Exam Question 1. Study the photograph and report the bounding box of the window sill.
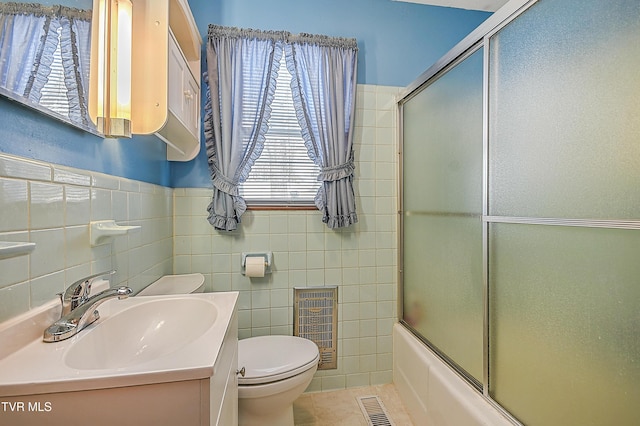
[246,204,316,211]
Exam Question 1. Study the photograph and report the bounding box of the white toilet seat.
[238,335,319,385]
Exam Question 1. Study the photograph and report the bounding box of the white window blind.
[240,59,320,206]
[38,27,70,118]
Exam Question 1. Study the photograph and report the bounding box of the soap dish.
[90,220,141,246]
[0,241,36,260]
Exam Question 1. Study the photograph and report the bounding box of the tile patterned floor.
[293,384,415,426]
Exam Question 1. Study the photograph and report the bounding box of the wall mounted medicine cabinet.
[132,0,202,161]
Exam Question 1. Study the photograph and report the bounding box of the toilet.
[136,273,205,296]
[138,273,319,426]
[237,335,319,426]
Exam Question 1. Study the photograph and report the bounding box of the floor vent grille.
[294,286,338,370]
[357,395,395,426]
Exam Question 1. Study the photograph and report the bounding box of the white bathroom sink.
[65,297,218,370]
[0,292,238,397]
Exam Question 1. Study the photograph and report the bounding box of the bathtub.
[393,324,513,426]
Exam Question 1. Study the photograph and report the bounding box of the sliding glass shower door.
[487,0,640,424]
[401,46,484,384]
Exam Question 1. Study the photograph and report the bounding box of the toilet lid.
[137,273,205,296]
[238,336,319,385]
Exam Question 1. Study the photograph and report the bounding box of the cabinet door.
[216,347,238,426]
[167,31,199,139]
[167,34,185,120]
[183,70,200,138]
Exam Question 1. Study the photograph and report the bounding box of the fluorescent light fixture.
[91,0,132,138]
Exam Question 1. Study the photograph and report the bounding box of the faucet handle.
[116,286,133,299]
[62,270,116,316]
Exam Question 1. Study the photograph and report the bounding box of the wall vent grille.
[294,286,338,370]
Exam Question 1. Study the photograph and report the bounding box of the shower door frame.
[400,0,640,422]
[397,0,538,424]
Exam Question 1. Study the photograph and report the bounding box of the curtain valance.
[0,3,92,20]
[207,24,357,50]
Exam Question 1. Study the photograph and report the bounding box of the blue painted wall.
[0,100,171,186]
[0,0,489,187]
[171,0,490,188]
[201,0,489,88]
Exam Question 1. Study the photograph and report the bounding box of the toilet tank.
[137,273,205,296]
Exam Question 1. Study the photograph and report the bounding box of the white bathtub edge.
[393,323,513,426]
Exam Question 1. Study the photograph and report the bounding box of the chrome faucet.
[60,270,116,316]
[43,271,132,343]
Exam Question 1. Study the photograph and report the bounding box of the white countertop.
[0,292,238,397]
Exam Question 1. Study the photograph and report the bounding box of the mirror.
[0,0,99,135]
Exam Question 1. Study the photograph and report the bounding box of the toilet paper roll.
[245,256,266,278]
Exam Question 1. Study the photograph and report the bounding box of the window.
[205,25,358,230]
[239,59,320,206]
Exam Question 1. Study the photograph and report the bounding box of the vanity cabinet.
[0,292,239,426]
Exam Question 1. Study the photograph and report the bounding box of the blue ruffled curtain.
[60,14,91,126]
[285,35,359,228]
[204,25,358,230]
[0,6,47,94]
[204,25,285,231]
[0,3,92,126]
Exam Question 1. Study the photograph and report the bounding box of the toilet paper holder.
[241,252,273,275]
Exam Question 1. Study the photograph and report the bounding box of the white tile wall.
[173,84,401,391]
[0,155,173,323]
